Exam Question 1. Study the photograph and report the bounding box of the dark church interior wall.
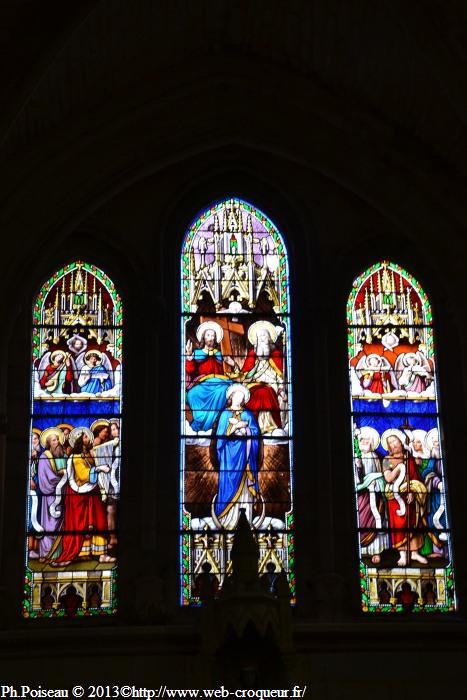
[0,2,466,694]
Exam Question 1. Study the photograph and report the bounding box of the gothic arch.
[348,261,455,612]
[24,261,122,618]
[180,197,294,605]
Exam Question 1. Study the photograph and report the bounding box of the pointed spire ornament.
[228,207,238,232]
[237,206,243,233]
[69,270,74,308]
[230,509,260,584]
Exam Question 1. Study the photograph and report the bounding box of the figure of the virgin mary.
[212,384,263,530]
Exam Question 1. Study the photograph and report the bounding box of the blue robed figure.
[213,385,261,529]
[185,322,233,432]
[80,364,112,393]
[186,348,232,432]
[419,436,447,556]
[78,350,113,394]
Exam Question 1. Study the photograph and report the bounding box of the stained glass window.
[181,198,294,605]
[348,261,455,612]
[23,261,122,618]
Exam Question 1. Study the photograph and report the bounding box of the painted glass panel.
[181,198,294,605]
[23,261,122,618]
[348,261,455,612]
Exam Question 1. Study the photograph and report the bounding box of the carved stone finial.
[228,508,260,590]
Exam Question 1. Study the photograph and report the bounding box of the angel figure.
[38,350,77,395]
[395,351,434,394]
[77,350,113,394]
[355,353,396,396]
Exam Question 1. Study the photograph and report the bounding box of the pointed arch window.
[348,261,455,612]
[23,261,122,618]
[180,198,294,605]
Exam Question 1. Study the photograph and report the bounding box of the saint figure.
[48,427,115,566]
[212,385,261,530]
[241,320,287,434]
[185,321,234,432]
[379,429,428,567]
[91,418,120,550]
[354,426,389,556]
[416,429,447,557]
[34,428,67,560]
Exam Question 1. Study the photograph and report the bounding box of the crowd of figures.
[355,425,447,568]
[24,262,124,616]
[28,419,120,567]
[347,262,456,611]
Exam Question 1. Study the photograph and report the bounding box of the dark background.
[0,1,466,695]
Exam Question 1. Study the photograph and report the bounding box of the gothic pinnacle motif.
[189,200,280,312]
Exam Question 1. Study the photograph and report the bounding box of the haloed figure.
[242,321,287,434]
[35,428,67,560]
[104,419,120,549]
[375,430,428,567]
[185,321,234,432]
[355,427,389,557]
[48,428,115,566]
[90,418,120,550]
[213,385,261,530]
[78,351,112,394]
[39,351,75,395]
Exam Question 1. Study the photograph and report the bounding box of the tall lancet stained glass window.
[181,198,294,605]
[23,262,122,618]
[348,261,455,613]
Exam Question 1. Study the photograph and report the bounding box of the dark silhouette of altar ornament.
[200,509,293,687]
[194,562,219,601]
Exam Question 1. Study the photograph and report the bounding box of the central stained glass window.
[180,198,294,605]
